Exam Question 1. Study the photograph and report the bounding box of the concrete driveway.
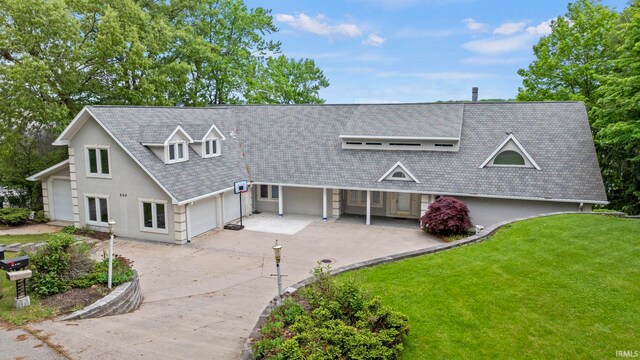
[32,218,440,359]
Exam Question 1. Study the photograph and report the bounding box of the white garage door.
[189,196,217,237]
[224,190,242,223]
[52,179,73,221]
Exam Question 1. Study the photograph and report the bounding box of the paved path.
[31,219,441,359]
[0,325,66,359]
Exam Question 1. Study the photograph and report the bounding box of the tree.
[591,1,640,214]
[517,0,618,109]
[244,56,329,104]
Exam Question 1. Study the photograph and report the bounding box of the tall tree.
[517,0,618,109]
[591,1,640,214]
[244,56,329,104]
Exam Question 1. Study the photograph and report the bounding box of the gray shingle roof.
[342,103,463,138]
[85,102,607,204]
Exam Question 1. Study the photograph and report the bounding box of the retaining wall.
[58,270,142,321]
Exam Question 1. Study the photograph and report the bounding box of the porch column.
[366,190,371,225]
[216,193,224,229]
[278,185,284,217]
[322,188,328,221]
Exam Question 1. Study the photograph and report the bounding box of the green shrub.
[0,208,30,226]
[33,210,49,223]
[62,225,77,234]
[254,264,409,359]
[28,233,75,296]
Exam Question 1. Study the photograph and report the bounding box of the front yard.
[342,214,640,359]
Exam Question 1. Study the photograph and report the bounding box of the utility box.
[0,256,29,271]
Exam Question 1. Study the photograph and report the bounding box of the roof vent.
[472,87,479,102]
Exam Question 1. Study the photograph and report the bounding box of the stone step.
[4,243,22,252]
[19,243,35,252]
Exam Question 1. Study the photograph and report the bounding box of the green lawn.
[0,251,55,325]
[341,214,640,359]
[0,233,52,246]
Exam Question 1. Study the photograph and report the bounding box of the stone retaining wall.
[58,270,142,321]
[240,211,631,359]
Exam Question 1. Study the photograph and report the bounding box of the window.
[259,185,279,201]
[435,143,454,147]
[86,147,110,177]
[140,199,167,233]
[493,150,525,166]
[346,141,362,145]
[204,139,220,157]
[347,190,383,208]
[168,142,187,163]
[389,143,421,147]
[392,171,406,179]
[86,195,109,225]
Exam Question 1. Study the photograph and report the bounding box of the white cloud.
[461,34,533,54]
[493,21,527,35]
[526,19,553,36]
[363,34,385,46]
[394,27,456,38]
[463,18,489,32]
[460,56,528,65]
[275,13,361,38]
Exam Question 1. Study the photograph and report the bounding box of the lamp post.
[272,240,283,298]
[107,218,116,289]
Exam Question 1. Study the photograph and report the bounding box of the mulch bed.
[41,285,112,314]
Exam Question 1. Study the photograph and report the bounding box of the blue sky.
[244,0,627,103]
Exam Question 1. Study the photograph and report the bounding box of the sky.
[243,0,627,104]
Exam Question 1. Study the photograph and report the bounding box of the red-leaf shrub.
[420,196,473,235]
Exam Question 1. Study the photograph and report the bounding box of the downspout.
[185,203,191,243]
[578,202,584,212]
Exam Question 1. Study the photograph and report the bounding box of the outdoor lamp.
[272,240,282,264]
[108,218,116,235]
[107,218,116,289]
[272,240,283,298]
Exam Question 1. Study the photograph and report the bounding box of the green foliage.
[28,233,75,296]
[62,225,77,234]
[590,0,640,215]
[33,210,49,223]
[27,232,134,296]
[0,0,329,199]
[517,0,618,108]
[253,264,409,359]
[0,208,30,226]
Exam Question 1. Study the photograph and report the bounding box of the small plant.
[33,210,49,223]
[0,208,31,226]
[76,226,96,236]
[421,196,473,236]
[62,225,77,234]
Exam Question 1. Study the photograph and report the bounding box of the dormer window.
[392,171,406,179]
[168,142,187,163]
[493,150,525,166]
[378,162,421,183]
[204,139,220,157]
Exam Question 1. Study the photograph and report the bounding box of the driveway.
[32,219,440,359]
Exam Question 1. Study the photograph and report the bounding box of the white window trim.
[202,138,221,158]
[84,145,112,179]
[166,141,188,164]
[377,161,421,183]
[258,185,279,202]
[479,134,541,170]
[139,198,169,234]
[84,193,110,227]
[347,190,384,208]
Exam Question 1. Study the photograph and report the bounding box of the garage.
[51,178,73,221]
[189,196,218,237]
[223,190,241,223]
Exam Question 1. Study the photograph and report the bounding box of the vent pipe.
[472,87,479,102]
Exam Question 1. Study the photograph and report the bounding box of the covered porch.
[252,184,434,226]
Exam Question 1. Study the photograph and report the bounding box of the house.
[27,101,607,244]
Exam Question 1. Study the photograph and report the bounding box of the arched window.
[493,150,525,166]
[392,171,406,178]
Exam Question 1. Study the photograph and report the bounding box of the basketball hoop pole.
[239,190,243,227]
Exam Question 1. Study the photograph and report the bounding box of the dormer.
[340,104,464,152]
[189,124,226,158]
[140,125,194,164]
[480,134,541,170]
